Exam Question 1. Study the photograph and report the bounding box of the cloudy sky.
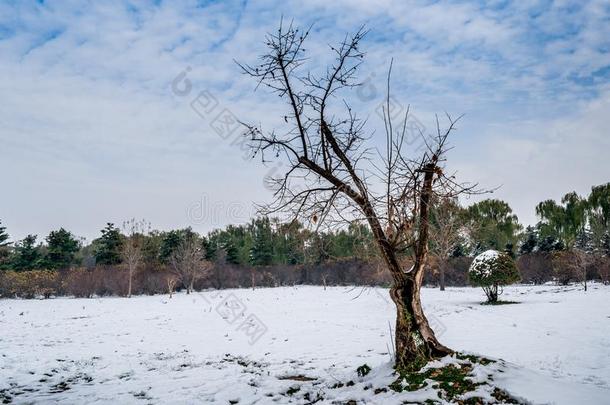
[1,0,609,242]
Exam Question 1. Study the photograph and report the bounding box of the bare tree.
[169,237,211,294]
[572,248,592,292]
[122,219,149,298]
[430,197,464,291]
[166,274,178,298]
[238,21,481,371]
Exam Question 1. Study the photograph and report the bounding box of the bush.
[0,270,59,298]
[469,250,520,303]
[517,253,553,284]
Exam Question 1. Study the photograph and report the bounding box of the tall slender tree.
[122,219,149,298]
[430,197,464,290]
[250,217,274,266]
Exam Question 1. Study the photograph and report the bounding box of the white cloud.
[0,0,608,241]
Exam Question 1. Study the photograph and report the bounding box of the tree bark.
[188,278,194,294]
[127,267,133,298]
[439,261,446,291]
[387,163,452,371]
[390,274,452,371]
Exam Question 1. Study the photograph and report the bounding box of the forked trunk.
[390,274,452,371]
[388,163,452,371]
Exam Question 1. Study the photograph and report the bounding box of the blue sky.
[1,0,609,241]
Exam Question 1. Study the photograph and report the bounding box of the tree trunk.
[390,275,452,371]
[127,267,133,298]
[186,278,194,294]
[484,283,498,303]
[387,164,452,371]
[439,261,446,291]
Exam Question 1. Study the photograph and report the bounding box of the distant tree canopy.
[536,192,587,249]
[0,182,608,274]
[533,185,610,255]
[465,199,521,255]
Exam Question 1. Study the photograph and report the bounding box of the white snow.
[470,249,502,277]
[1,284,609,404]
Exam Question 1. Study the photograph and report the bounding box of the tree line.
[0,182,609,298]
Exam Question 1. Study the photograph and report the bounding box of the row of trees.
[1,183,608,278]
[429,184,610,289]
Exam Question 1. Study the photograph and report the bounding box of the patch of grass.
[389,368,430,392]
[491,387,522,404]
[429,364,478,399]
[356,364,371,377]
[390,357,479,398]
[303,391,324,403]
[0,388,12,404]
[389,354,524,404]
[285,386,300,396]
[455,353,495,366]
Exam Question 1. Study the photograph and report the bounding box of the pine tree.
[159,228,198,264]
[201,236,217,261]
[159,230,183,264]
[45,228,80,269]
[0,220,9,247]
[11,234,42,271]
[602,231,610,257]
[0,220,11,270]
[574,227,594,253]
[519,226,538,255]
[94,223,123,265]
[250,217,274,266]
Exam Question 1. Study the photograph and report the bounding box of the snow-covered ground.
[1,284,609,404]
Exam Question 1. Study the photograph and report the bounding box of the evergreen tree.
[201,235,217,261]
[142,230,162,267]
[519,226,538,255]
[0,220,9,247]
[94,223,123,265]
[45,228,80,269]
[602,231,610,257]
[574,227,594,253]
[250,217,274,266]
[159,228,197,263]
[0,220,10,270]
[159,230,183,263]
[451,243,467,257]
[11,234,42,271]
[537,234,564,252]
[273,220,305,265]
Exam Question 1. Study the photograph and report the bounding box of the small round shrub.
[468,250,520,303]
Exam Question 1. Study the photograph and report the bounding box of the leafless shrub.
[169,237,212,294]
